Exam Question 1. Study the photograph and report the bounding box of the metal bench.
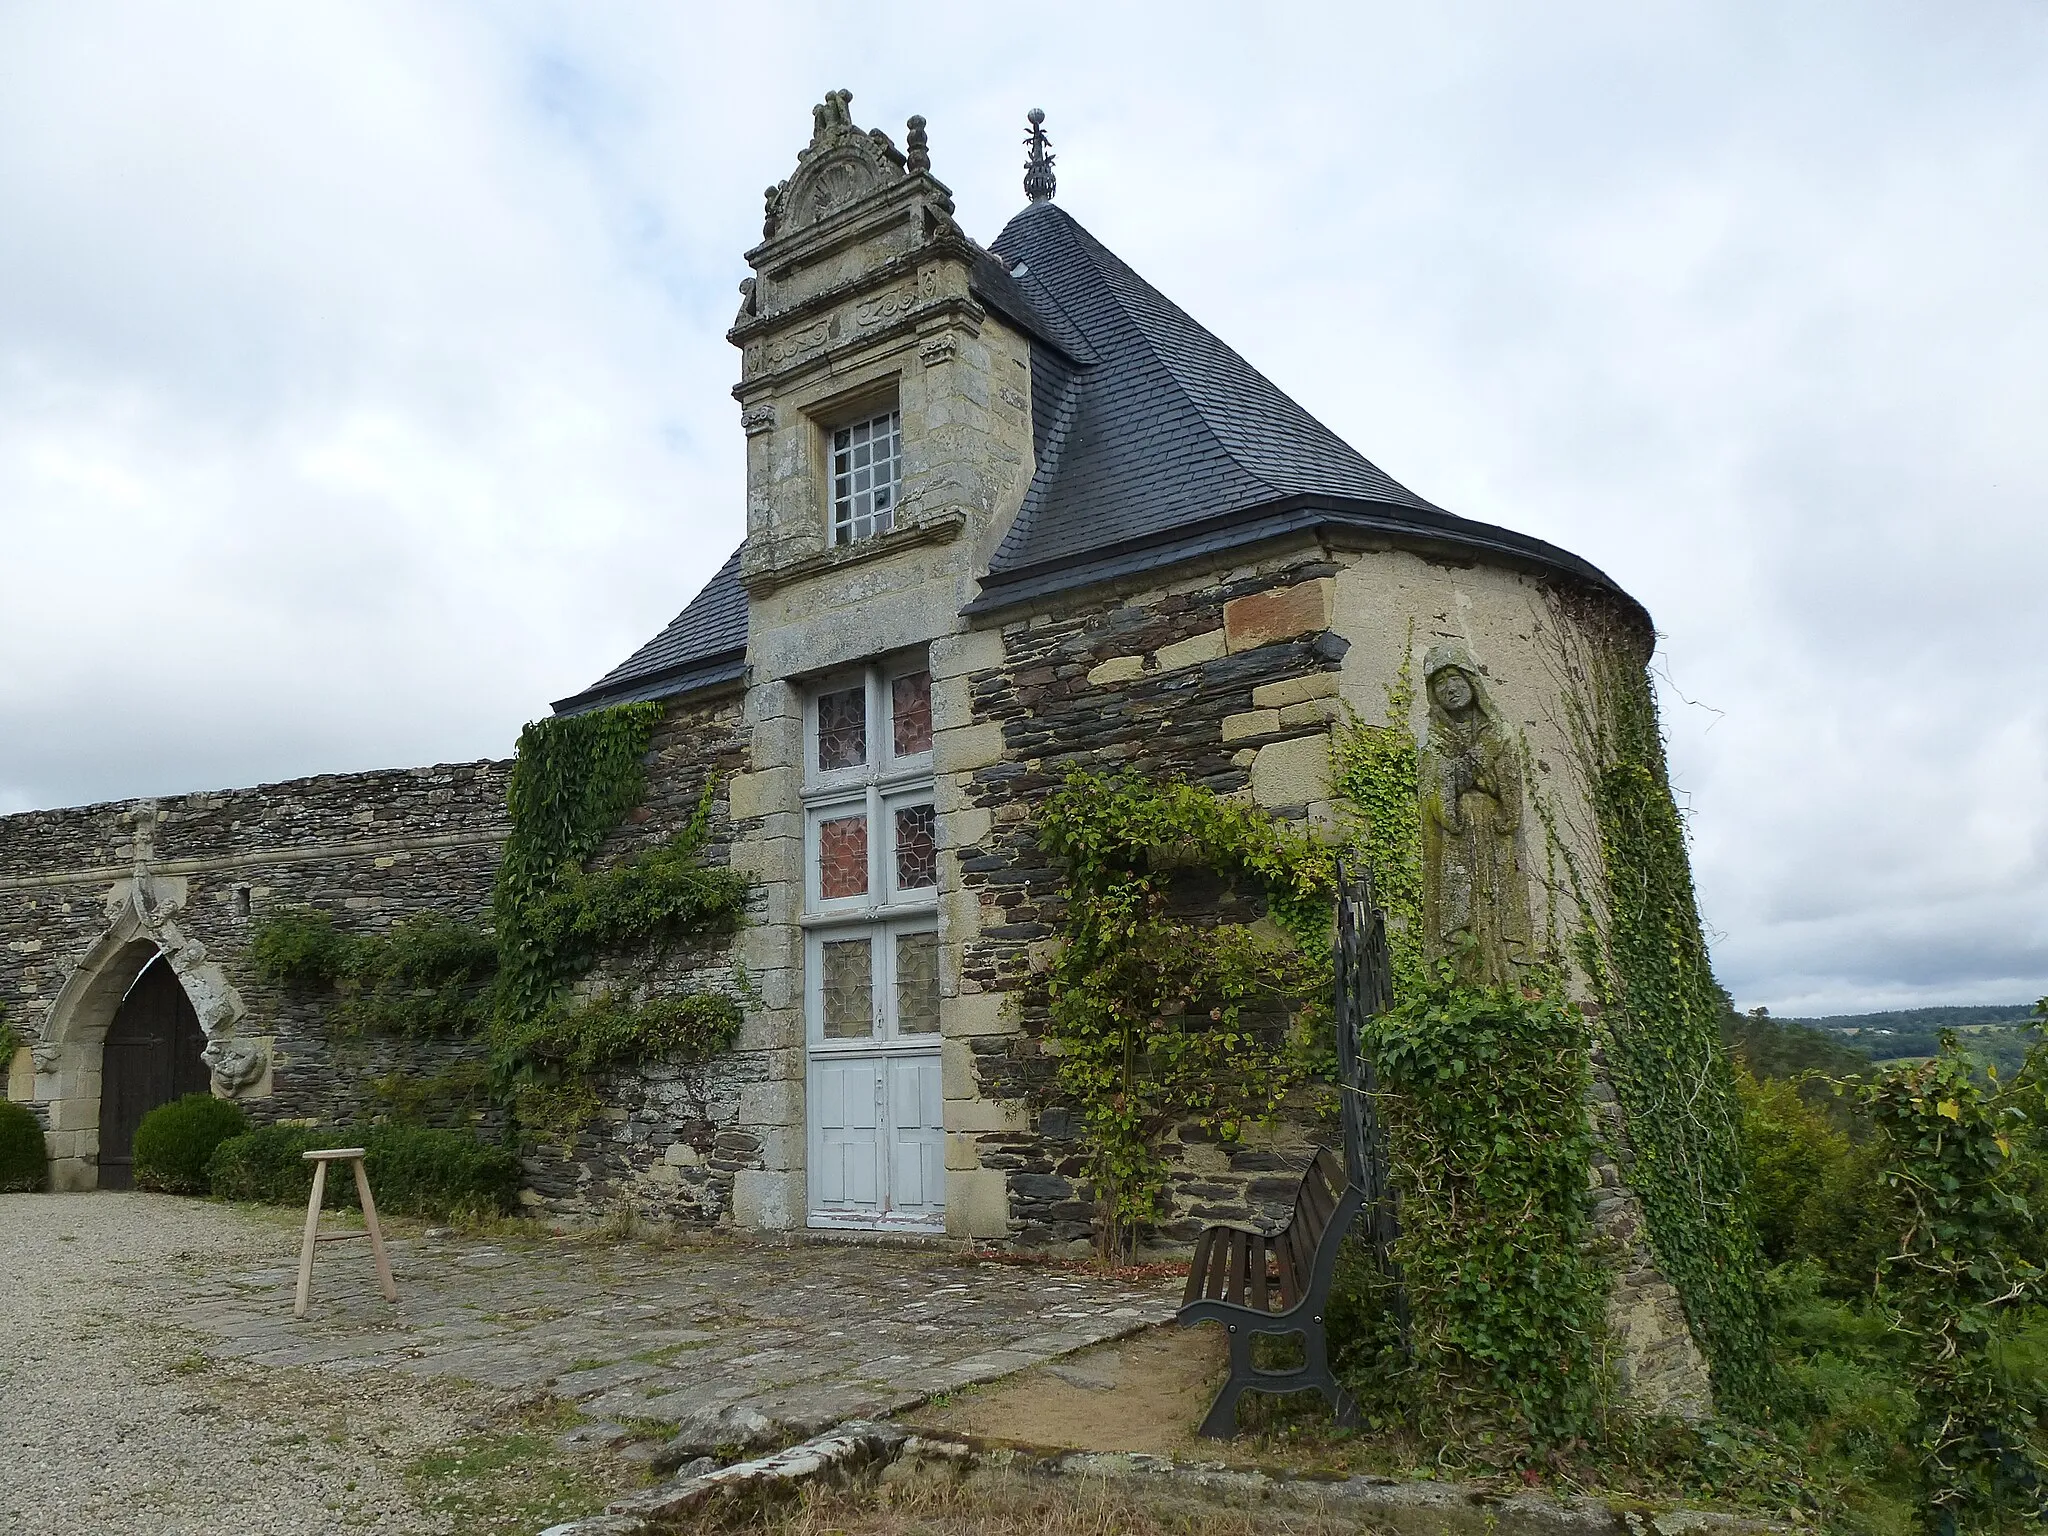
[1176,865,1403,1437]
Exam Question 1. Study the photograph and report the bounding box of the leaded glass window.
[816,686,866,773]
[805,659,941,1050]
[817,815,869,900]
[821,938,874,1038]
[894,804,936,891]
[894,931,940,1035]
[831,409,900,546]
[891,671,932,757]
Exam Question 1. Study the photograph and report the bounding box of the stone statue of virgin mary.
[1418,643,1533,987]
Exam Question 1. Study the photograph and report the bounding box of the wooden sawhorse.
[295,1147,398,1319]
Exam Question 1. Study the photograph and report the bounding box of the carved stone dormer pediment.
[771,89,908,237]
[730,93,1037,601]
[733,91,967,340]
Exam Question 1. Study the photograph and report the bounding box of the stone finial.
[762,184,782,240]
[812,88,855,144]
[905,114,929,175]
[1023,107,1056,202]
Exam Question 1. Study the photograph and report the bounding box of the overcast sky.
[2,3,2043,1016]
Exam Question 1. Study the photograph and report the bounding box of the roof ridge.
[1051,207,1435,512]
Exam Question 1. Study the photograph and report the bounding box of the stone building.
[1,90,1689,1383]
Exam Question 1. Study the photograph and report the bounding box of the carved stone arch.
[31,876,250,1190]
[40,878,245,1050]
[784,147,888,230]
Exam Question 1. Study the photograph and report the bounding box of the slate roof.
[971,200,1630,612]
[552,548,747,714]
[558,200,1636,715]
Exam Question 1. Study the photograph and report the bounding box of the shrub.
[205,1123,335,1204]
[207,1121,521,1220]
[132,1093,248,1195]
[1352,965,1608,1445]
[363,1123,521,1219]
[0,1099,46,1192]
[248,907,348,989]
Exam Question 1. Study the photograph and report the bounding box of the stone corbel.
[202,1036,273,1099]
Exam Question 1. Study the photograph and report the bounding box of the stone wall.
[940,543,1355,1250]
[0,761,511,1188]
[520,690,760,1225]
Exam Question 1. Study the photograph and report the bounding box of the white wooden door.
[887,1056,945,1220]
[810,1057,884,1216]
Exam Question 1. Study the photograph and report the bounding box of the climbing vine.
[1329,675,1604,1445]
[1036,771,1335,1260]
[1542,593,1771,1419]
[1366,964,1608,1445]
[1329,644,1425,990]
[250,909,497,1036]
[253,702,754,1143]
[488,706,753,1139]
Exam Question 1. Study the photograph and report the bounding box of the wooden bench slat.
[1249,1233,1269,1312]
[1196,1228,1228,1302]
[1184,1229,1217,1306]
[1297,1156,1337,1240]
[1276,1220,1305,1309]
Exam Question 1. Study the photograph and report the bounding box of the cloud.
[2,0,2044,1012]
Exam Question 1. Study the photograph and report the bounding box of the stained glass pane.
[822,938,873,1038]
[894,803,937,890]
[818,815,869,900]
[891,671,932,757]
[895,931,939,1035]
[817,685,866,772]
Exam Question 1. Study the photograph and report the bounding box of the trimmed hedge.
[0,1099,46,1192]
[206,1122,521,1220]
[133,1093,249,1195]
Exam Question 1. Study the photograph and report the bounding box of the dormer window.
[831,407,901,545]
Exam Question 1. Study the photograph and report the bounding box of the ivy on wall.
[1330,648,1425,991]
[1035,771,1335,1260]
[250,910,497,1036]
[1329,675,1604,1445]
[252,701,754,1143]
[1544,598,1772,1419]
[1366,965,1607,1445]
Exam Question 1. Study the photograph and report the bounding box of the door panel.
[810,1058,884,1214]
[887,1056,945,1219]
[97,956,208,1189]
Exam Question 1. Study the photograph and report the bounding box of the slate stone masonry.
[950,546,1352,1249]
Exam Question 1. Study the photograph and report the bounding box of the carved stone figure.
[1418,643,1532,986]
[202,1036,268,1096]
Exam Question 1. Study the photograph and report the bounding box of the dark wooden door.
[97,956,210,1189]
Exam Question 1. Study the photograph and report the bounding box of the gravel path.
[0,1193,483,1535]
[0,1192,1178,1535]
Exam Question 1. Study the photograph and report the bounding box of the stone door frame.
[27,879,245,1190]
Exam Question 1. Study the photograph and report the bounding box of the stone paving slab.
[154,1226,1180,1432]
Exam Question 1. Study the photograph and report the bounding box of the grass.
[720,1467,1397,1535]
[403,1401,642,1534]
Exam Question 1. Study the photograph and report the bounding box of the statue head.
[1422,641,1493,722]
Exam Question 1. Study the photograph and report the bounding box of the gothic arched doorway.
[96,953,210,1189]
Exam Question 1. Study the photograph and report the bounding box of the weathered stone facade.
[0,93,1717,1416]
[0,762,510,1189]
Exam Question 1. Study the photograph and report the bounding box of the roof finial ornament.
[905,114,929,175]
[1023,107,1056,203]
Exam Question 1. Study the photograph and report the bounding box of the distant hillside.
[1782,1003,2041,1074]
